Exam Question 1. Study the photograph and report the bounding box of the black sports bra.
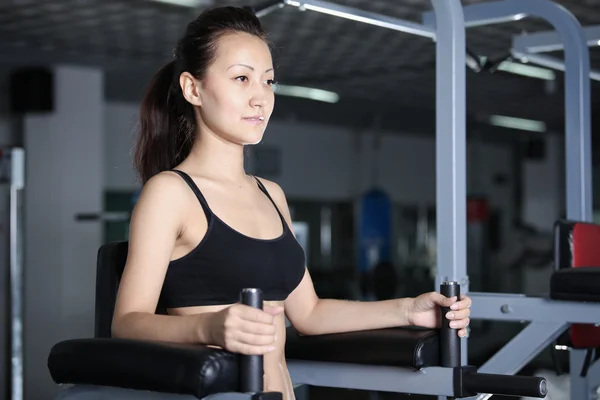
[159,170,306,308]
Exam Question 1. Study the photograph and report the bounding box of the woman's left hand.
[407,292,472,338]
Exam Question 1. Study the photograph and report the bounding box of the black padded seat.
[550,267,600,302]
[285,326,439,369]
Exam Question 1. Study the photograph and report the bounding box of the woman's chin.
[220,126,266,146]
[241,131,265,146]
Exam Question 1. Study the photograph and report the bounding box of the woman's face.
[196,31,276,146]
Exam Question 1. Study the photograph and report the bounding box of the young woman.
[111,6,472,399]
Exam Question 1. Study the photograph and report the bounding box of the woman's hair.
[133,6,268,184]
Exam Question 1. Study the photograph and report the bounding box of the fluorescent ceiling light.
[489,115,546,133]
[496,60,555,81]
[284,0,434,38]
[148,0,210,7]
[274,84,339,103]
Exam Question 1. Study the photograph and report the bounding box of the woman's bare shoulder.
[138,171,191,204]
[253,176,286,201]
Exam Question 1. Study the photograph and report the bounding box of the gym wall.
[104,101,512,206]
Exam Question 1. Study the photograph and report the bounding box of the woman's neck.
[185,135,249,185]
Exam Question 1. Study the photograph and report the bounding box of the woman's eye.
[236,76,248,82]
[266,79,277,86]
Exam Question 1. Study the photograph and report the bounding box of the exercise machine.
[46,0,600,399]
[421,1,600,399]
[49,240,547,399]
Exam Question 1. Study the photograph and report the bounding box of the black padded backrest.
[94,241,168,338]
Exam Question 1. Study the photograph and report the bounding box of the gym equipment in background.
[358,188,392,299]
[0,148,25,400]
[466,196,490,293]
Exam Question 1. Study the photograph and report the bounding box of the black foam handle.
[464,373,548,398]
[440,281,461,368]
[239,288,264,393]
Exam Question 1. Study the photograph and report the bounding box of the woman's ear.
[179,72,202,106]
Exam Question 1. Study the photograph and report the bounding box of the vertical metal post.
[510,0,593,222]
[430,3,468,389]
[9,148,25,400]
[457,0,592,222]
[428,2,592,399]
[557,11,593,223]
[430,0,468,294]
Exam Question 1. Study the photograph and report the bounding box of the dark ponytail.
[134,60,196,184]
[133,6,268,184]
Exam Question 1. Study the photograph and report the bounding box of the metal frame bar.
[570,349,600,400]
[282,0,435,38]
[424,0,593,224]
[425,2,600,84]
[55,385,251,399]
[510,50,600,82]
[9,148,25,400]
[477,322,569,375]
[513,24,600,53]
[431,0,468,295]
[288,361,455,397]
[468,293,600,324]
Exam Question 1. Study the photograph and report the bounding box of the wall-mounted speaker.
[9,67,54,114]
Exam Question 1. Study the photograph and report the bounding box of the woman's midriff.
[170,301,295,400]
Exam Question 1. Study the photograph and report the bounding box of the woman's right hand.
[208,304,284,355]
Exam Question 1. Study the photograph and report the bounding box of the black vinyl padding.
[48,338,239,398]
[48,326,440,394]
[550,267,600,302]
[285,326,439,369]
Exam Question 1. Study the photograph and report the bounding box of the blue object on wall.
[358,188,392,273]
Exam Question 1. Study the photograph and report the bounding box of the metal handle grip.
[464,373,548,398]
[440,281,461,368]
[239,288,264,393]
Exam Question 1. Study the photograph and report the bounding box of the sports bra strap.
[252,176,284,219]
[171,170,212,222]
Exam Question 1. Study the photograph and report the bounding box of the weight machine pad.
[50,240,441,396]
[48,337,239,398]
[48,327,440,396]
[550,267,600,302]
[285,326,439,369]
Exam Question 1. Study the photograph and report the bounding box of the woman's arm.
[285,271,414,335]
[111,172,214,344]
[259,178,471,337]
